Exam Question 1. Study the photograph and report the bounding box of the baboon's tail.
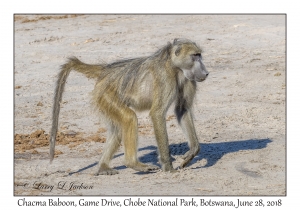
[50,57,102,163]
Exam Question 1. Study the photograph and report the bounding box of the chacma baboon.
[50,38,209,175]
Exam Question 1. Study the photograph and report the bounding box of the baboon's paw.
[94,168,119,176]
[131,163,160,172]
[179,150,197,168]
[164,168,178,173]
[161,163,176,172]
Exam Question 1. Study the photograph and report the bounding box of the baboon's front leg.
[177,110,200,168]
[150,110,175,172]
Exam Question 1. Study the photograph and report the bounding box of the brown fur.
[50,38,209,175]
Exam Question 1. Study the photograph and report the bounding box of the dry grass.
[14,128,106,153]
[14,14,83,23]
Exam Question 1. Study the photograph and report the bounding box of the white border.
[4,0,297,208]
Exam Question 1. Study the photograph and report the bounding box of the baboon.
[50,38,209,175]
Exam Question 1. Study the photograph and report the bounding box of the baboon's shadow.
[69,138,271,175]
[138,138,272,169]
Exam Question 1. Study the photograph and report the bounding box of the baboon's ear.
[173,38,179,44]
[175,45,181,56]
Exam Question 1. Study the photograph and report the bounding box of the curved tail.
[50,57,102,163]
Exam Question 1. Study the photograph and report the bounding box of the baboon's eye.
[192,53,202,61]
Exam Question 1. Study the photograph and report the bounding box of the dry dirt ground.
[14,14,285,196]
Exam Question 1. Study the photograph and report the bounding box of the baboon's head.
[171,38,209,82]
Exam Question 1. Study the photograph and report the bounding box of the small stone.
[274,72,281,76]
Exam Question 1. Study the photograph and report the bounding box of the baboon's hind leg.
[96,93,159,173]
[95,123,121,175]
[119,105,159,172]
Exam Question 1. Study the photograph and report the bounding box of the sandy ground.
[14,14,285,196]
